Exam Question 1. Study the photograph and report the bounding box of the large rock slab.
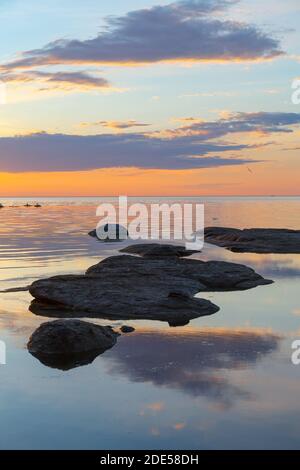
[29,267,219,326]
[28,251,272,325]
[205,227,300,254]
[27,319,119,370]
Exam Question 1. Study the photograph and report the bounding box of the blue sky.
[0,0,298,129]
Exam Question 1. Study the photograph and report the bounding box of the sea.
[0,196,299,449]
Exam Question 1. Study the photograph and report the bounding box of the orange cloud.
[80,120,150,130]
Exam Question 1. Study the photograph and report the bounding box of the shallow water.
[0,196,300,450]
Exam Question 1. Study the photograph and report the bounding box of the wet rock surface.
[120,243,200,258]
[28,246,272,325]
[205,227,300,254]
[27,319,119,370]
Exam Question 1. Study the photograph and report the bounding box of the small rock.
[27,319,119,370]
[120,325,135,334]
[89,224,128,242]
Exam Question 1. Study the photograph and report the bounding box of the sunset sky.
[0,0,299,196]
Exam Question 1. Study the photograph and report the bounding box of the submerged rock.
[89,224,128,242]
[0,285,30,293]
[28,248,272,325]
[120,243,200,258]
[120,325,135,334]
[205,227,300,254]
[27,319,119,370]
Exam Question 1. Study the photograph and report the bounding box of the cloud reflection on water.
[104,327,281,408]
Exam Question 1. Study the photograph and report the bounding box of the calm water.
[0,196,300,450]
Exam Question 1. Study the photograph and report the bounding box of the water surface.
[0,197,299,450]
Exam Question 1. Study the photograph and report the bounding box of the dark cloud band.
[0,112,298,173]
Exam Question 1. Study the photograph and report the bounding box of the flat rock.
[205,227,300,254]
[29,250,272,326]
[27,319,119,370]
[120,243,200,258]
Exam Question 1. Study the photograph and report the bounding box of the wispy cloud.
[80,120,150,130]
[1,70,111,92]
[1,0,283,73]
[179,91,237,98]
[167,112,300,138]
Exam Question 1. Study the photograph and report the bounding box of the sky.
[0,0,299,196]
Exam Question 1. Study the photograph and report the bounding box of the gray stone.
[120,325,135,334]
[27,319,119,370]
[205,227,300,254]
[89,224,128,242]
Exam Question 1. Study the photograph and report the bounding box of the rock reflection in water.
[28,299,215,327]
[30,349,107,371]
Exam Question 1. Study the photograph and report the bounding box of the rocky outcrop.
[205,227,300,254]
[28,248,272,326]
[27,319,119,370]
[120,243,200,258]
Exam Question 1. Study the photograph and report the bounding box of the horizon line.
[1,195,300,198]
